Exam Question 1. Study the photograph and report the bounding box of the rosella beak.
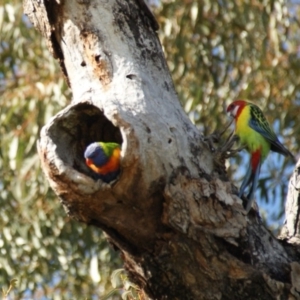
[227,111,234,119]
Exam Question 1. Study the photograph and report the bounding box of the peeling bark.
[24,0,300,299]
[280,160,300,247]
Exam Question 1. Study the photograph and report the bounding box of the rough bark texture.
[23,1,300,299]
[280,159,300,245]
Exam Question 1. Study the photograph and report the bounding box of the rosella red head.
[226,100,247,119]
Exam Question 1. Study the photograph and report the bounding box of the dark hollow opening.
[47,102,122,179]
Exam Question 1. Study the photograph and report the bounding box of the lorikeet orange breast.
[84,142,121,183]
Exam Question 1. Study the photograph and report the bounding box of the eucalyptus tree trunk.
[23,1,300,299]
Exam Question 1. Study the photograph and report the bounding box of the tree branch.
[24,0,300,298]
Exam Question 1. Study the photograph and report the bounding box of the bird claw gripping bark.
[204,119,244,176]
[211,133,245,175]
[219,133,245,159]
[205,126,244,159]
[204,119,234,153]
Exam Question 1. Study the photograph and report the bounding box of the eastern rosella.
[227,100,293,212]
[84,142,121,183]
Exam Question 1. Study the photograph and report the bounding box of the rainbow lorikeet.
[227,100,293,212]
[84,142,121,183]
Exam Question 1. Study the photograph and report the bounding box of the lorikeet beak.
[86,158,93,166]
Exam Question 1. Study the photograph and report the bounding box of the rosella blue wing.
[248,105,293,158]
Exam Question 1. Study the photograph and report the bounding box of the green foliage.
[1,0,300,298]
[2,279,17,299]
[101,269,145,300]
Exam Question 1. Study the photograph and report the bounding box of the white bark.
[280,159,300,244]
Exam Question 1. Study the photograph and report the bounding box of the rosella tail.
[239,150,262,212]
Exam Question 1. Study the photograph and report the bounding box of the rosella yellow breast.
[235,106,270,160]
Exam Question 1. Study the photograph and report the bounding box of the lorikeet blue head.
[84,142,121,183]
[84,143,109,167]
